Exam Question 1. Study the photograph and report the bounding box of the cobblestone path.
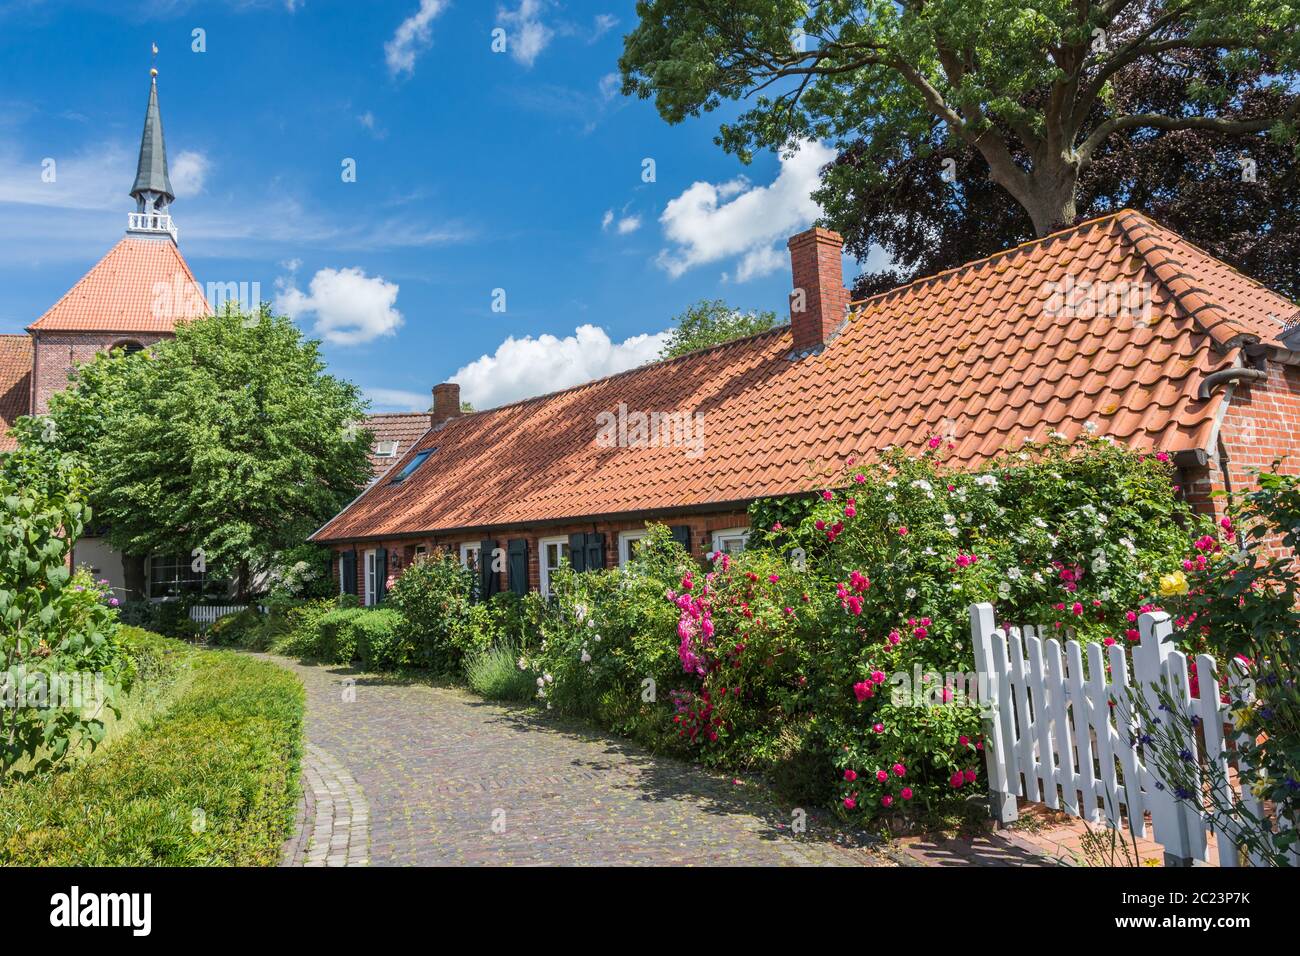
[271,655,892,867]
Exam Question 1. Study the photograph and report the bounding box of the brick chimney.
[432,382,462,423]
[787,227,850,354]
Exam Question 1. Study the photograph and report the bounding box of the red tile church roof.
[0,335,33,452]
[27,236,208,334]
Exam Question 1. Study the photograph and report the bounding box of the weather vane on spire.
[151,41,158,77]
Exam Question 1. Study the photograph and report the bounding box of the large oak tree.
[620,0,1299,235]
[817,54,1300,298]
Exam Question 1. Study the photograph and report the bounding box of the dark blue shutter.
[375,548,389,603]
[670,525,692,553]
[568,533,587,573]
[341,550,358,595]
[585,532,605,570]
[507,539,529,595]
[479,538,499,598]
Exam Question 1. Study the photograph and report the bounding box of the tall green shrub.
[1,419,128,779]
[386,554,484,673]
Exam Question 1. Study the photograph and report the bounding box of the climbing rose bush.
[667,434,1212,821]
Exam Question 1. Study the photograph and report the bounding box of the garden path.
[269,655,896,867]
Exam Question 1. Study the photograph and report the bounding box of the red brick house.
[311,211,1300,603]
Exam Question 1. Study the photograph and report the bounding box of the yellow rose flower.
[1158,570,1189,597]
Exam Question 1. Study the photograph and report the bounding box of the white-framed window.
[710,527,750,558]
[617,530,648,567]
[538,536,570,597]
[339,552,347,595]
[459,542,481,573]
[414,545,428,561]
[146,553,207,599]
[375,440,399,458]
[364,549,377,606]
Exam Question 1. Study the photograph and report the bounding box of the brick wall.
[31,331,169,414]
[332,510,751,597]
[1182,359,1300,553]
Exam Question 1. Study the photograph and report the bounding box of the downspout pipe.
[1198,367,1266,400]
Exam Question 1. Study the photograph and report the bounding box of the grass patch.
[465,642,536,702]
[0,634,304,866]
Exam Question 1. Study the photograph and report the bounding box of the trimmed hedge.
[0,633,304,866]
[272,604,405,669]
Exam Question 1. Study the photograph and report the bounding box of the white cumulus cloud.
[656,140,836,281]
[451,324,669,409]
[385,0,451,77]
[364,387,430,413]
[601,208,640,235]
[170,150,209,198]
[275,267,403,346]
[497,0,554,67]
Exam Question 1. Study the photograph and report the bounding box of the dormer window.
[391,447,435,484]
[375,440,399,458]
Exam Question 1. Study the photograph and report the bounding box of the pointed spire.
[129,58,175,213]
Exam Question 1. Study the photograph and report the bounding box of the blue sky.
[0,0,872,411]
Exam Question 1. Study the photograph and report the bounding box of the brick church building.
[0,69,210,599]
[0,70,441,601]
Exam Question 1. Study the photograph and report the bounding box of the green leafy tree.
[39,347,152,597]
[0,418,126,779]
[816,53,1300,298]
[658,299,777,359]
[45,305,372,599]
[620,1,1300,235]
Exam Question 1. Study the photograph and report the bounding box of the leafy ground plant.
[0,632,304,866]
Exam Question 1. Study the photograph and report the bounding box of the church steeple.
[127,51,178,241]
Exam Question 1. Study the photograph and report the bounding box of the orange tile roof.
[312,211,1297,543]
[27,236,208,333]
[364,412,432,478]
[0,335,33,452]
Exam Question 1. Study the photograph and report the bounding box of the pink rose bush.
[525,435,1209,826]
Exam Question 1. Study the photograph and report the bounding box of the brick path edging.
[282,743,370,867]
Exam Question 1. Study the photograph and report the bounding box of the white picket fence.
[189,604,250,630]
[970,602,1296,867]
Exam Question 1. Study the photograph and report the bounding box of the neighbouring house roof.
[27,236,208,334]
[0,335,33,452]
[364,411,433,478]
[311,210,1297,544]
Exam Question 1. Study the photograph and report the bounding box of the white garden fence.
[189,604,250,630]
[970,602,1296,867]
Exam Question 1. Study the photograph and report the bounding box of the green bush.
[350,609,406,669]
[207,607,263,647]
[386,554,486,673]
[529,525,697,748]
[207,605,291,651]
[117,599,200,640]
[273,600,356,660]
[270,599,404,668]
[0,634,304,865]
